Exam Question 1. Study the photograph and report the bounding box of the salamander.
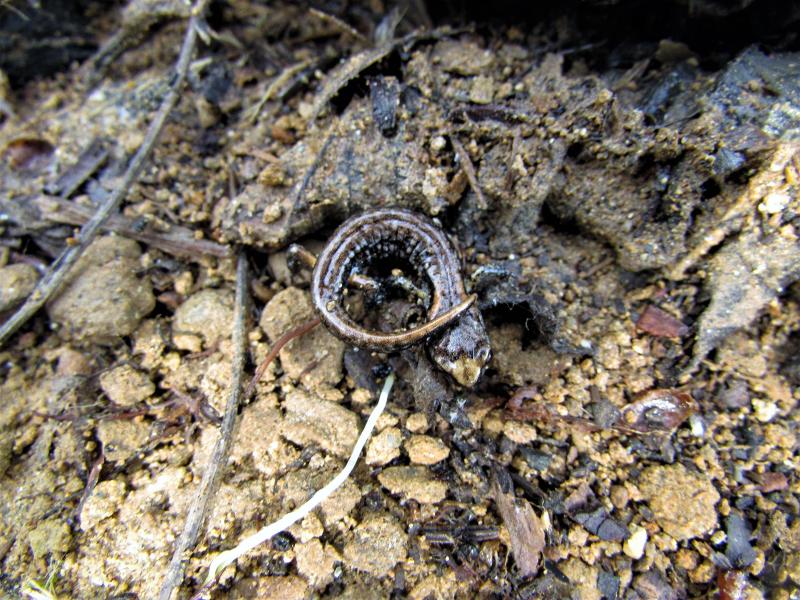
[301,207,491,387]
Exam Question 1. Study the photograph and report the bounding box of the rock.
[502,421,537,444]
[132,319,166,369]
[410,573,459,600]
[282,389,359,459]
[469,75,495,104]
[693,226,800,365]
[259,287,345,387]
[366,427,402,466]
[96,418,151,463]
[0,263,38,311]
[296,539,340,588]
[28,518,72,559]
[55,347,92,377]
[639,464,720,541]
[99,364,155,406]
[293,513,324,543]
[558,558,601,600]
[47,236,154,342]
[725,513,757,569]
[172,288,234,350]
[320,479,362,526]
[230,397,294,478]
[236,575,308,600]
[633,571,683,600]
[404,435,450,465]
[378,466,447,504]
[80,479,126,530]
[339,583,387,600]
[788,554,800,586]
[624,525,648,559]
[405,413,428,433]
[433,40,494,75]
[0,432,12,476]
[343,514,407,576]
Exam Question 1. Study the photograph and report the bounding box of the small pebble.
[0,263,39,311]
[296,539,340,588]
[404,435,450,465]
[47,236,155,342]
[96,419,151,463]
[639,464,720,541]
[469,75,495,104]
[282,390,359,459]
[378,466,447,504]
[172,288,234,349]
[610,485,629,510]
[366,427,402,466]
[752,398,779,422]
[405,413,428,433]
[759,191,790,214]
[99,364,155,406]
[260,287,345,386]
[28,519,72,560]
[623,525,648,559]
[79,479,127,530]
[433,40,494,75]
[343,515,407,576]
[502,420,537,444]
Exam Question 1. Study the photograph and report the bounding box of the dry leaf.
[492,471,545,577]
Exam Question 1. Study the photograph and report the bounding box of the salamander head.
[428,307,491,387]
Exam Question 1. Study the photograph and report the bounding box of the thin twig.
[245,59,312,125]
[158,250,249,600]
[309,7,368,43]
[0,0,210,348]
[242,317,321,401]
[195,372,395,598]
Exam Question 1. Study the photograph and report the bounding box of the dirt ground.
[1,1,799,598]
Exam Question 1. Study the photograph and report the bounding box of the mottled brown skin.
[309,208,491,387]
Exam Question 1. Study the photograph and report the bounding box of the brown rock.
[47,236,154,342]
[404,435,450,465]
[28,519,72,559]
[259,287,345,386]
[237,575,308,600]
[343,514,407,576]
[378,466,447,504]
[366,426,402,466]
[320,479,362,527]
[405,413,428,433]
[639,464,720,541]
[433,40,494,75]
[296,539,340,588]
[172,288,234,349]
[282,389,359,459]
[99,364,155,406]
[96,418,151,463]
[79,479,126,530]
[230,397,295,478]
[0,263,38,311]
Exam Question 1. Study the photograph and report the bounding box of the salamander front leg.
[287,244,318,271]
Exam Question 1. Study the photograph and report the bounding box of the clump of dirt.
[1,1,799,599]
